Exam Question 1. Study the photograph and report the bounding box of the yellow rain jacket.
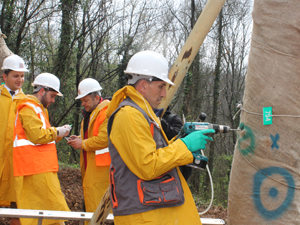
[0,84,25,206]
[80,100,110,213]
[14,95,70,225]
[106,86,202,225]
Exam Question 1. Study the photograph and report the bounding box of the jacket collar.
[0,84,24,99]
[19,94,45,110]
[106,85,160,126]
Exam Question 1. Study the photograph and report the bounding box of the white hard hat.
[32,73,63,96]
[1,55,29,72]
[75,78,102,100]
[125,50,174,85]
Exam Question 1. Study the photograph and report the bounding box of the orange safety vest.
[13,101,58,176]
[93,106,111,166]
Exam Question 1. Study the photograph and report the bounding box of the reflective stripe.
[13,102,52,148]
[14,139,55,147]
[15,102,47,129]
[24,102,42,114]
[90,111,96,121]
[14,139,35,147]
[40,113,46,129]
[15,111,19,127]
[95,148,109,155]
[24,102,46,129]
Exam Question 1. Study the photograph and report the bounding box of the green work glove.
[181,129,215,152]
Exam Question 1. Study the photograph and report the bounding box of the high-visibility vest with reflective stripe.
[13,101,58,176]
[93,106,111,166]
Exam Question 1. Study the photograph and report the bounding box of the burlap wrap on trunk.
[228,0,300,224]
[0,29,13,83]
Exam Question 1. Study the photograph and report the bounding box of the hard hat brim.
[45,86,63,96]
[125,71,175,86]
[47,87,63,96]
[75,89,101,100]
[57,91,63,96]
[13,68,29,72]
[1,67,29,72]
[161,77,175,86]
[75,93,89,100]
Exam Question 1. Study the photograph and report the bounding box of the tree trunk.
[51,0,77,126]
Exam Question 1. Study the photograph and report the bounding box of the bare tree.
[0,0,58,54]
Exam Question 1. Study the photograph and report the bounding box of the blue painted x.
[270,133,280,149]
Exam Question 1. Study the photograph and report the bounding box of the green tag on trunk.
[263,107,272,125]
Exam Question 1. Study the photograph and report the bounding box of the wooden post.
[0,29,13,83]
[88,187,111,225]
[159,0,226,112]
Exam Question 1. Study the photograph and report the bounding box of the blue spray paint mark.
[237,123,256,156]
[253,167,295,220]
[269,187,278,198]
[270,133,280,149]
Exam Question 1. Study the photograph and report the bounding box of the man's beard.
[41,93,49,108]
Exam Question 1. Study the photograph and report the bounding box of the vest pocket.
[137,174,181,206]
[160,180,180,202]
[139,182,161,204]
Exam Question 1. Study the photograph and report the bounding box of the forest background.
[0,0,253,208]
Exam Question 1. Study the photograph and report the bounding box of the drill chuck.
[212,124,230,134]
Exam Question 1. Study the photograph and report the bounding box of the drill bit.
[229,129,240,131]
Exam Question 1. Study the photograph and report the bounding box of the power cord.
[198,149,214,215]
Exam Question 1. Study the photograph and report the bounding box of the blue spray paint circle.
[253,167,295,220]
[237,123,256,156]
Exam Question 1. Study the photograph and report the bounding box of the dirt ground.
[0,168,228,224]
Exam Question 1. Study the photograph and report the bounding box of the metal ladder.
[0,208,225,225]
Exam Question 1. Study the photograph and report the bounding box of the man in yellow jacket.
[68,78,110,213]
[106,51,215,225]
[13,73,71,225]
[0,55,28,225]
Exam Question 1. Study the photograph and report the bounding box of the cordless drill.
[179,113,234,170]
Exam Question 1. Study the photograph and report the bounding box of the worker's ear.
[39,88,46,96]
[141,80,148,91]
[2,73,7,82]
[135,79,147,94]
